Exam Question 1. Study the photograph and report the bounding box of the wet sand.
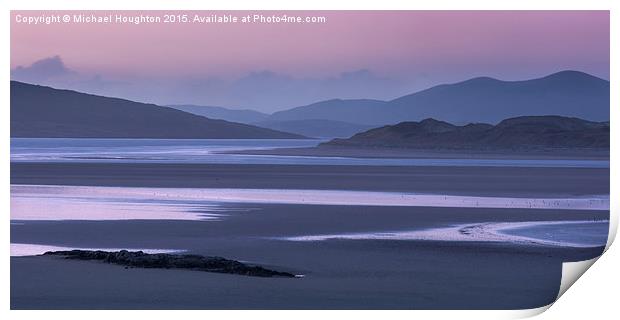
[11,243,601,310]
[10,163,610,197]
[11,202,607,309]
[223,146,610,160]
[10,162,610,309]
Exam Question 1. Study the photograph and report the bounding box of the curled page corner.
[531,218,616,316]
[605,207,618,251]
[516,256,603,319]
[557,257,600,300]
[507,304,552,319]
[551,212,617,306]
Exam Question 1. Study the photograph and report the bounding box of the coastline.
[10,162,610,309]
[11,240,604,309]
[10,162,610,197]
[219,146,610,160]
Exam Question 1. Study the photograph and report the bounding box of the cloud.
[11,56,76,83]
[58,68,412,112]
[204,69,410,111]
[10,56,414,113]
[11,56,131,98]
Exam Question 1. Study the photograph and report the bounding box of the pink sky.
[10,10,610,110]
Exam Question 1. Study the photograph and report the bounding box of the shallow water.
[11,138,609,168]
[281,220,609,248]
[10,185,609,222]
[10,243,183,257]
[11,184,610,249]
[500,221,609,247]
[9,139,611,309]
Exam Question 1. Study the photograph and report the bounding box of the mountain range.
[10,81,303,139]
[169,70,609,138]
[250,119,374,138]
[11,70,610,140]
[270,70,609,125]
[169,104,269,124]
[323,116,609,150]
[167,105,373,138]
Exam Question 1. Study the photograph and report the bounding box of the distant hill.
[168,104,269,124]
[269,99,388,125]
[253,119,374,138]
[170,103,376,138]
[10,82,304,139]
[16,70,608,139]
[323,116,609,150]
[267,71,609,125]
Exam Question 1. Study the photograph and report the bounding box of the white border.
[2,0,617,319]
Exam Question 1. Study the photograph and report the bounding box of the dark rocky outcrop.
[43,250,296,278]
[322,116,609,151]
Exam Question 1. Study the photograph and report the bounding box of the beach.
[222,146,611,160]
[9,9,612,313]
[11,203,606,310]
[10,142,610,310]
[10,163,610,196]
[11,241,602,310]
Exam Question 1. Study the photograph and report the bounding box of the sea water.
[10,138,609,168]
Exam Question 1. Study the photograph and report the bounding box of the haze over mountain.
[165,71,609,138]
[269,99,388,125]
[12,11,609,111]
[323,116,609,150]
[253,119,374,138]
[11,70,610,140]
[269,71,609,125]
[10,81,304,139]
[168,103,375,138]
[169,104,269,124]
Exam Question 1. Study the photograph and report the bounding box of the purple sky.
[11,11,609,112]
